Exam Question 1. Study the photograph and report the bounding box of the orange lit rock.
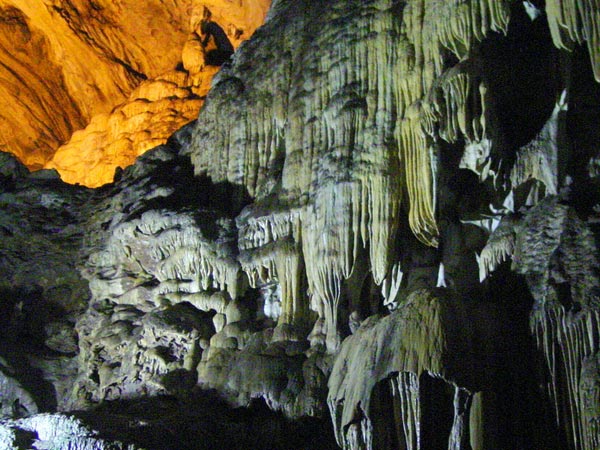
[45,68,215,187]
[0,0,269,185]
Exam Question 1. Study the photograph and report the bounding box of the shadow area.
[73,389,339,450]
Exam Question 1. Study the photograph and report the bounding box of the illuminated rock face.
[1,1,600,450]
[0,0,269,186]
[187,0,600,448]
[44,68,216,187]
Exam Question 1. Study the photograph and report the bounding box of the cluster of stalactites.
[191,0,520,350]
[546,0,600,81]
[237,209,301,251]
[416,0,511,69]
[477,216,516,281]
[388,0,511,247]
[328,289,494,450]
[237,207,310,328]
[533,307,600,450]
[86,210,240,304]
[328,290,448,449]
[239,238,307,326]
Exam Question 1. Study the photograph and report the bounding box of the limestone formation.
[189,0,600,447]
[43,70,212,187]
[328,289,503,449]
[0,0,269,186]
[0,1,600,449]
[0,414,140,450]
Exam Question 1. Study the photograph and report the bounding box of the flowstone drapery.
[187,0,600,448]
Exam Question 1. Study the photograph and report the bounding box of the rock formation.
[1,0,600,449]
[0,0,269,186]
[44,66,215,187]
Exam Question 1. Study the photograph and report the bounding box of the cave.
[1,1,600,449]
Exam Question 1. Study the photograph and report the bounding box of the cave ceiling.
[0,0,269,186]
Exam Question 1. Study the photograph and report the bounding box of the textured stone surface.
[0,413,139,449]
[0,0,269,186]
[43,70,212,187]
[185,0,600,448]
[0,151,91,417]
[328,289,503,449]
[0,1,600,449]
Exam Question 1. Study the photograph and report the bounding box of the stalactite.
[580,353,600,450]
[477,217,516,281]
[397,105,439,247]
[532,307,600,450]
[510,90,567,197]
[448,387,473,450]
[189,0,521,353]
[381,262,403,311]
[157,245,239,298]
[303,182,360,351]
[546,0,600,81]
[390,373,420,450]
[273,243,306,327]
[440,72,472,143]
[239,243,278,289]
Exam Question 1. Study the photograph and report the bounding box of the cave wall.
[1,0,600,449]
[0,0,269,186]
[183,0,600,447]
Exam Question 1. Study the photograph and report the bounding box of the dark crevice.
[478,3,561,158]
[74,392,339,450]
[419,373,454,449]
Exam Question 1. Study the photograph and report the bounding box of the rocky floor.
[1,391,337,450]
